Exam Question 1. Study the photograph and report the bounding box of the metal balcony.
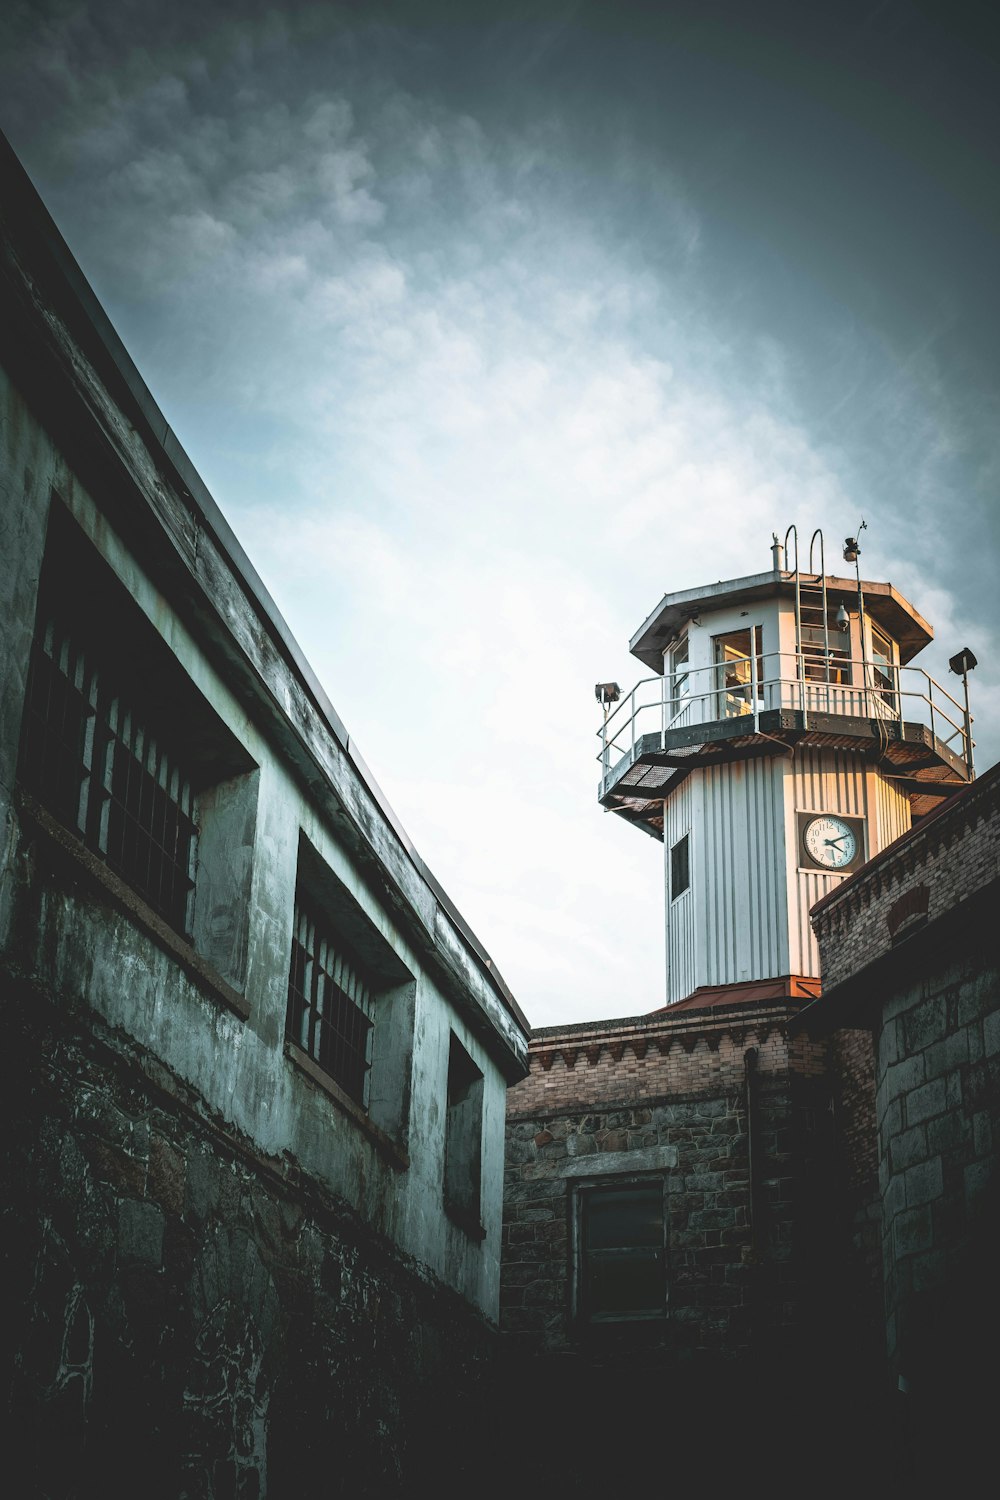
[597,651,974,840]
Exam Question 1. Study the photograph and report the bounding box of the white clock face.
[803,814,858,870]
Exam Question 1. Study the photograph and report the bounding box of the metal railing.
[597,650,973,785]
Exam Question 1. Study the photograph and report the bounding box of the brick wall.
[813,768,1000,992]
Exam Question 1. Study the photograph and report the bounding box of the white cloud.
[4,3,996,1025]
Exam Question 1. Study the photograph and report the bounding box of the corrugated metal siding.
[788,748,870,977]
[664,778,696,1003]
[873,770,911,851]
[695,757,786,993]
[663,750,910,998]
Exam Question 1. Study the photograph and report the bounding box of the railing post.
[751,641,759,733]
[960,668,975,779]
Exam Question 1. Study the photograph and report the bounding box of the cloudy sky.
[3,1,998,1026]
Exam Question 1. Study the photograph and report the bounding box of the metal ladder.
[784,526,832,696]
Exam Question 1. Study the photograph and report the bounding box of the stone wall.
[501,1001,866,1370]
[1,969,497,1499]
[872,927,1000,1381]
[810,764,1000,1482]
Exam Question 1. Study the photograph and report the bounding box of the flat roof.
[630,567,934,671]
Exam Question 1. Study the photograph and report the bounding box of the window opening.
[444,1034,484,1230]
[670,834,690,899]
[714,627,763,717]
[667,634,689,723]
[577,1180,666,1322]
[287,898,375,1107]
[801,606,852,685]
[871,624,897,709]
[20,610,197,934]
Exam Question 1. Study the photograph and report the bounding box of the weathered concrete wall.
[501,1003,868,1368]
[1,974,496,1498]
[0,136,531,1497]
[0,362,508,1316]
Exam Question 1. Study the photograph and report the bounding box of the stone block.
[888,1125,926,1173]
[973,1111,992,1157]
[886,1054,926,1100]
[879,1097,903,1143]
[90,1140,147,1198]
[926,1111,969,1155]
[596,1130,627,1152]
[883,1171,906,1221]
[147,1135,186,1218]
[984,1007,1000,1058]
[903,1156,943,1208]
[957,970,995,1028]
[878,1018,901,1071]
[963,1056,1000,1111]
[905,1077,946,1126]
[893,1205,932,1259]
[902,996,946,1055]
[965,1159,992,1217]
[117,1199,165,1268]
[924,1029,969,1079]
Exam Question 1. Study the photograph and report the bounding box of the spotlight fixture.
[594,682,622,707]
[948,648,978,676]
[843,537,860,564]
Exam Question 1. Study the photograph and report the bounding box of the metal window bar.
[19,612,197,935]
[102,695,197,934]
[20,619,99,833]
[287,900,374,1107]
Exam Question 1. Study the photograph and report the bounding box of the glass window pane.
[587,1251,663,1315]
[585,1184,662,1249]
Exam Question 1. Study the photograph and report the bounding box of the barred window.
[20,611,197,935]
[287,899,375,1107]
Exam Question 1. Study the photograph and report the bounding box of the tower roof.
[630,568,933,672]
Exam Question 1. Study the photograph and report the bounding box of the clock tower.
[597,528,975,1004]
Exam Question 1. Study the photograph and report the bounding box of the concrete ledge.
[562,1144,678,1177]
[17,790,251,1022]
[285,1040,410,1172]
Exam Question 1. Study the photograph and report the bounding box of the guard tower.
[597,527,975,1004]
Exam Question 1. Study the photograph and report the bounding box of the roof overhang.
[630,569,934,672]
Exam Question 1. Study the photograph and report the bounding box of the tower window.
[670,834,690,899]
[801,604,853,685]
[714,627,764,717]
[667,634,690,722]
[871,624,897,709]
